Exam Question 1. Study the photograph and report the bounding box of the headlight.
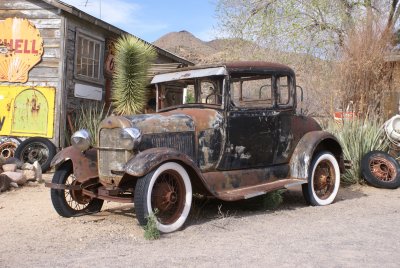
[120,127,142,150]
[71,129,91,151]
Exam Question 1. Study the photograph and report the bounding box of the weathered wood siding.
[63,12,115,113]
[0,0,63,87]
[0,0,64,146]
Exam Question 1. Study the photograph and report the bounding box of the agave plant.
[112,35,156,115]
[73,103,110,146]
[326,115,389,184]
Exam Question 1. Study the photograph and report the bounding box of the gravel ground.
[0,173,399,268]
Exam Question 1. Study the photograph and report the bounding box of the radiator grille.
[139,132,195,159]
[98,129,195,179]
[98,128,132,179]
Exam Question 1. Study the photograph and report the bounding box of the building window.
[75,31,104,83]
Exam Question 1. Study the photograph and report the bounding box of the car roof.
[224,61,294,74]
[151,61,295,84]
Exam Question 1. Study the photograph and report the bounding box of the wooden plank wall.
[0,0,62,87]
[63,13,110,113]
[0,0,64,146]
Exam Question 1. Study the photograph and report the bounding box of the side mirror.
[296,85,304,115]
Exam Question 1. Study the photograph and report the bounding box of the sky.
[61,0,219,42]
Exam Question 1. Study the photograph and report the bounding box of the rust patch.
[51,146,98,183]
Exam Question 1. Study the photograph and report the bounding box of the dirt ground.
[0,173,399,268]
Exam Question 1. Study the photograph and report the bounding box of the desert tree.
[216,0,399,58]
[215,0,400,116]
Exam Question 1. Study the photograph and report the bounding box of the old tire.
[134,162,192,233]
[302,151,340,206]
[361,151,400,189]
[50,161,103,217]
[0,137,21,159]
[15,137,56,173]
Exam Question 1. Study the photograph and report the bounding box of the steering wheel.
[206,93,222,104]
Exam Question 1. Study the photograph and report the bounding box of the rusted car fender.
[125,147,203,177]
[289,130,343,180]
[50,146,98,182]
[124,147,212,195]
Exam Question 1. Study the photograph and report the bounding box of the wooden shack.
[0,0,193,148]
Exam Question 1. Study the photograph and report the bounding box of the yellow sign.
[0,86,55,138]
[0,18,44,83]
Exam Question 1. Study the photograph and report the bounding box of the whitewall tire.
[134,162,192,233]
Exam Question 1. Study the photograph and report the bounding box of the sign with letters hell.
[0,18,44,83]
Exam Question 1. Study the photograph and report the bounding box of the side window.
[277,76,291,106]
[75,30,104,84]
[231,76,273,108]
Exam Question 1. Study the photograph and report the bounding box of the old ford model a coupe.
[47,62,344,233]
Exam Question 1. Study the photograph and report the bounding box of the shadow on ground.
[91,185,368,228]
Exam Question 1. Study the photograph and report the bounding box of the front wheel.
[50,161,103,217]
[134,162,192,233]
[302,151,340,206]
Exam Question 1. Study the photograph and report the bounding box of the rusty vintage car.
[47,61,344,233]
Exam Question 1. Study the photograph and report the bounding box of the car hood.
[100,108,223,134]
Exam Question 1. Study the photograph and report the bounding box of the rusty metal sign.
[0,18,44,83]
[0,86,55,138]
[104,39,116,76]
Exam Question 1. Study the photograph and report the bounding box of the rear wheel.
[302,151,340,206]
[361,151,400,189]
[50,161,103,217]
[134,162,192,233]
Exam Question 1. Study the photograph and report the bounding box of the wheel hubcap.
[151,170,186,225]
[0,142,17,159]
[21,142,48,164]
[369,157,396,182]
[313,160,335,200]
[65,174,91,210]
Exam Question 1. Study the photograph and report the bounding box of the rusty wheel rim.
[0,141,17,159]
[64,173,91,210]
[313,160,336,200]
[151,170,186,225]
[20,142,49,165]
[369,157,396,182]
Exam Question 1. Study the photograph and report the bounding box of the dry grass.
[336,17,395,116]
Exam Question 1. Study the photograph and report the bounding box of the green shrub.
[262,190,284,210]
[326,116,389,184]
[144,210,160,240]
[73,103,110,146]
[64,103,110,146]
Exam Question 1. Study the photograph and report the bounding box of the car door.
[218,75,278,170]
[274,74,296,164]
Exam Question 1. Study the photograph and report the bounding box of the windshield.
[156,76,225,110]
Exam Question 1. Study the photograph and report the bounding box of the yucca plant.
[112,35,156,115]
[326,115,389,184]
[73,103,110,146]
